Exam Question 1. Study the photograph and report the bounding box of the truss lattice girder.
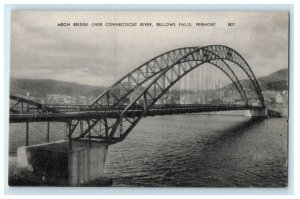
[179,48,249,106]
[9,94,59,114]
[91,47,200,106]
[204,45,265,107]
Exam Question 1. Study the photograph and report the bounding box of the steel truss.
[10,94,59,114]
[86,45,265,143]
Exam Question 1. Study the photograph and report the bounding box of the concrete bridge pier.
[244,108,268,117]
[199,108,268,117]
[17,140,109,186]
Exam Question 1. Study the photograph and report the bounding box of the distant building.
[262,90,288,108]
[275,93,283,104]
[76,96,88,104]
[46,94,76,104]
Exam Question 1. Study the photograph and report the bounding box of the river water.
[9,114,288,187]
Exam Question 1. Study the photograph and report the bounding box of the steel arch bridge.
[9,45,265,145]
[87,45,265,143]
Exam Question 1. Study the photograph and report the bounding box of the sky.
[10,11,289,86]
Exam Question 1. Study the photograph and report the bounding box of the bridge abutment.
[198,108,268,117]
[244,108,268,117]
[17,140,109,186]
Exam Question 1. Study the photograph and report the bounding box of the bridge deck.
[9,104,253,123]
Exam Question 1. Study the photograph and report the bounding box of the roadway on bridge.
[10,104,251,123]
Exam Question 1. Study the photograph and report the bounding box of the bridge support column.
[17,140,109,186]
[25,122,29,146]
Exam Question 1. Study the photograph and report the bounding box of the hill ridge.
[10,68,288,97]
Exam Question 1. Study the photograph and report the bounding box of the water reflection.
[105,115,287,187]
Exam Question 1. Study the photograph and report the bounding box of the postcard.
[9,11,289,187]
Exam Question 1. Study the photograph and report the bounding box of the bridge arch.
[102,46,265,142]
[91,45,264,109]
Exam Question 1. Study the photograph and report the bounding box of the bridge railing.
[10,103,261,115]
